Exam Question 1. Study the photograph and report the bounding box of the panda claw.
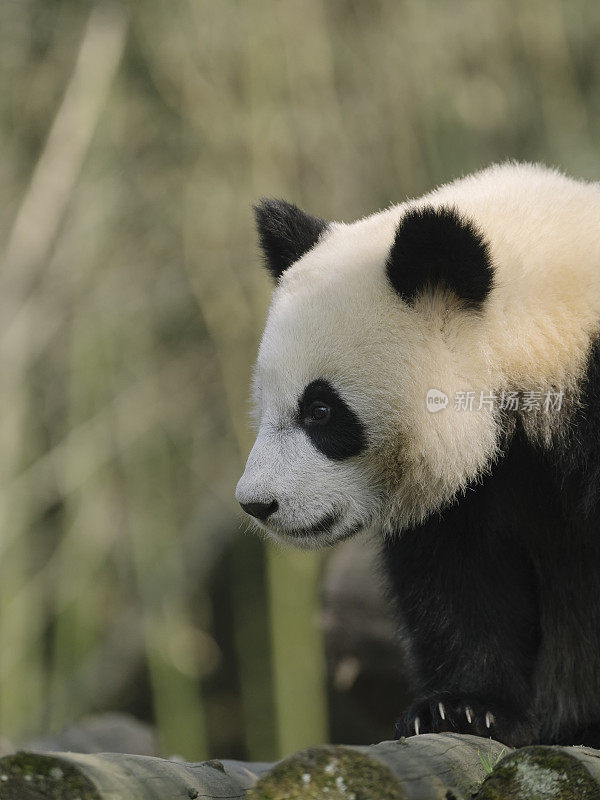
[485,711,495,728]
[438,702,446,720]
[414,716,420,735]
[465,706,473,724]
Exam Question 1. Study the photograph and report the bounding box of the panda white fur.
[236,162,600,747]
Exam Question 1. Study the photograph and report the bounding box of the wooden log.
[11,734,600,799]
[0,751,272,800]
[247,734,509,800]
[476,744,600,799]
[6,734,600,799]
[0,733,508,799]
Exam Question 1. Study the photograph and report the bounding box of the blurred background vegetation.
[0,0,599,764]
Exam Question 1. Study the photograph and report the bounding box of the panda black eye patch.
[298,380,367,460]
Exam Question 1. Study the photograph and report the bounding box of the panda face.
[236,196,504,546]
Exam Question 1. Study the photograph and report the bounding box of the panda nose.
[240,499,278,522]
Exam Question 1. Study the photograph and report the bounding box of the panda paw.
[394,693,539,747]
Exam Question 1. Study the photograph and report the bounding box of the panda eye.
[298,379,366,459]
[305,400,331,425]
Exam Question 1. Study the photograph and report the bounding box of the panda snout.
[239,499,279,522]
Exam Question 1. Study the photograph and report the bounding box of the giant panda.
[235,162,600,748]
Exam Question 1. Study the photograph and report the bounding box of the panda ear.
[386,205,493,308]
[254,198,329,281]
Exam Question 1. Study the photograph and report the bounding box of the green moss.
[0,752,99,800]
[476,747,599,800]
[247,745,404,800]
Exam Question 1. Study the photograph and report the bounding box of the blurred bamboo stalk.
[127,440,210,761]
[116,327,208,759]
[0,2,129,336]
[0,2,129,741]
[181,13,278,754]
[266,547,328,757]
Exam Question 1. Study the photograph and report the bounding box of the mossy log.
[0,751,272,800]
[476,744,600,799]
[247,734,508,799]
[4,735,600,799]
[0,733,506,800]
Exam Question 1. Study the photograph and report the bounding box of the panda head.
[236,197,498,548]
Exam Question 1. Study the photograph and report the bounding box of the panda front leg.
[382,522,542,747]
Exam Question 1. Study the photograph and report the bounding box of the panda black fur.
[236,163,600,748]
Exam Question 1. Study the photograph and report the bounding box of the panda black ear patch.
[254,198,328,281]
[386,205,493,308]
